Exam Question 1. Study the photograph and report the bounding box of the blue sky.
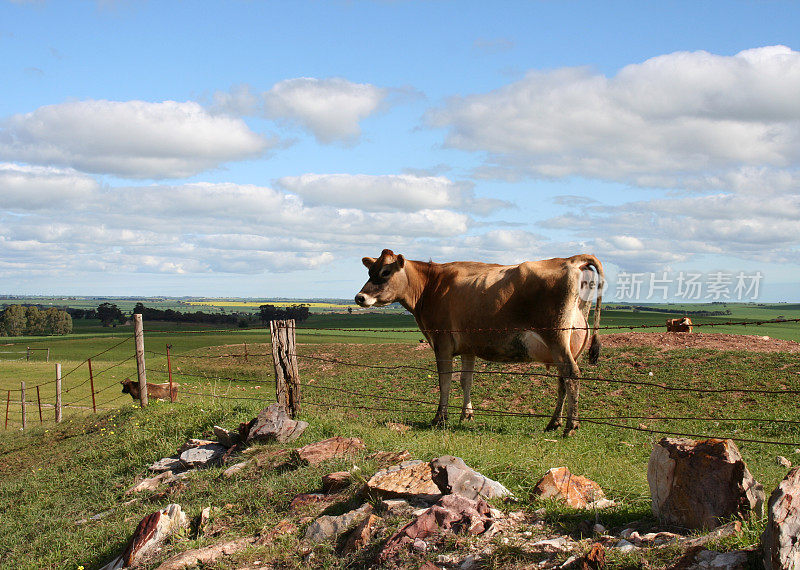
[1,0,799,301]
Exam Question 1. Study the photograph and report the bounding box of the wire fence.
[2,318,799,450]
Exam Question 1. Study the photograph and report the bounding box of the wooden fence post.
[269,319,300,418]
[26,347,30,362]
[37,386,43,424]
[55,363,62,423]
[21,382,26,431]
[133,314,148,408]
[166,344,174,403]
[88,358,97,414]
[5,390,10,429]
[46,348,50,362]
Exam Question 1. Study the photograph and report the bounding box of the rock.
[459,555,479,569]
[592,523,606,535]
[99,504,188,569]
[221,460,251,479]
[213,425,240,448]
[179,443,227,468]
[430,455,514,500]
[246,403,309,443]
[367,450,412,465]
[342,513,380,553]
[125,471,190,495]
[322,471,352,494]
[380,498,412,514]
[694,549,749,569]
[532,467,607,509]
[647,437,765,530]
[149,457,184,473]
[154,536,259,570]
[304,503,373,544]
[387,422,411,433]
[531,537,571,552]
[762,466,800,570]
[291,437,365,466]
[776,455,792,469]
[177,439,216,453]
[379,494,492,562]
[366,460,443,502]
[613,539,636,552]
[683,521,742,548]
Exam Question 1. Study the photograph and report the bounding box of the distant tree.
[1,305,27,336]
[25,306,47,335]
[347,307,353,314]
[45,308,73,335]
[97,302,125,327]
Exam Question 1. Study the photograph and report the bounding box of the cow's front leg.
[432,355,453,425]
[544,377,565,432]
[459,354,475,421]
[554,347,582,437]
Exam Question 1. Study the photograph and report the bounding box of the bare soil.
[600,331,800,353]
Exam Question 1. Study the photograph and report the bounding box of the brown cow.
[666,317,693,332]
[355,249,604,436]
[121,378,179,401]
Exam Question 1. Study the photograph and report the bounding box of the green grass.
[1,309,799,568]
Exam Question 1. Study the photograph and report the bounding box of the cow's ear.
[362,257,376,269]
[396,254,405,268]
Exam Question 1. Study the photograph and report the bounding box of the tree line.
[0,305,73,336]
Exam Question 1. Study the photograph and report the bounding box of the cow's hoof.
[460,410,474,422]
[431,414,448,426]
[562,423,579,437]
[544,420,562,432]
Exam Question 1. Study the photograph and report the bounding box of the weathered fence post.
[46,348,50,362]
[133,314,148,408]
[21,382,26,431]
[26,346,30,362]
[5,390,10,429]
[166,344,174,403]
[269,319,301,418]
[88,358,97,414]
[36,385,43,424]
[55,363,62,422]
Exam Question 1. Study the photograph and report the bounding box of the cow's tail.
[577,255,604,365]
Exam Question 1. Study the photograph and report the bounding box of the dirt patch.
[600,332,800,353]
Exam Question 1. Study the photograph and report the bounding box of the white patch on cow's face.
[355,293,378,307]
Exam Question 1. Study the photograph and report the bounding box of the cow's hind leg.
[459,354,475,421]
[432,354,454,425]
[553,346,582,437]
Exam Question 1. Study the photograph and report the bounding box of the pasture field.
[0,312,799,568]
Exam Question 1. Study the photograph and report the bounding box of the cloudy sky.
[1,1,799,301]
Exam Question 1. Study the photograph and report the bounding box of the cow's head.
[355,249,408,307]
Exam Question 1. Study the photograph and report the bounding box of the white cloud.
[0,100,271,178]
[0,163,99,209]
[276,173,508,214]
[0,168,480,279]
[429,46,800,185]
[262,78,388,144]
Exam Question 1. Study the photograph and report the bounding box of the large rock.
[291,437,365,466]
[149,457,184,473]
[304,503,373,544]
[647,437,765,530]
[342,513,381,553]
[179,443,227,468]
[99,504,189,569]
[379,494,492,561]
[366,460,443,502]
[246,403,308,443]
[430,455,513,500]
[762,466,800,570]
[532,467,608,509]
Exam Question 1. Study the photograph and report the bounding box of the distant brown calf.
[666,317,693,333]
[121,378,179,401]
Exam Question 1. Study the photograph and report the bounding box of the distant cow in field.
[666,317,693,332]
[121,378,179,401]
[355,249,604,436]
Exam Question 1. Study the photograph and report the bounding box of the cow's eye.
[379,268,392,279]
